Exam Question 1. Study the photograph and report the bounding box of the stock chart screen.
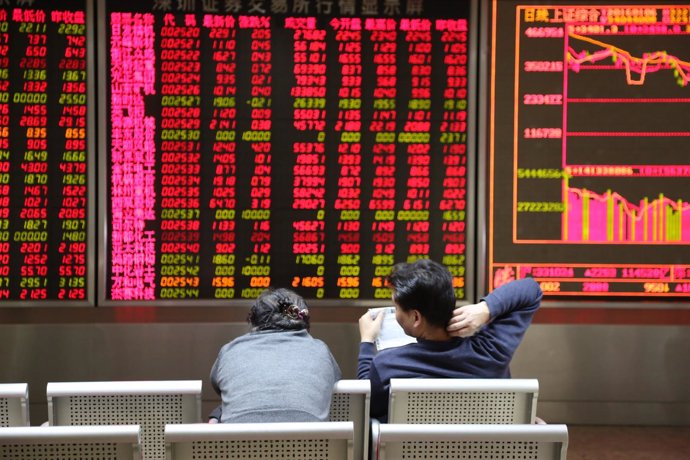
[489,1,690,297]
[103,0,475,303]
[0,0,92,304]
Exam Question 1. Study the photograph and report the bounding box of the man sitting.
[357,259,542,421]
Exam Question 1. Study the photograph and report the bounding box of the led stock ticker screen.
[490,2,690,297]
[104,0,473,303]
[0,1,91,304]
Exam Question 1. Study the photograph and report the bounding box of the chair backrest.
[376,424,568,460]
[47,380,201,460]
[329,379,370,460]
[0,425,142,460]
[0,383,29,427]
[389,378,539,424]
[165,421,354,460]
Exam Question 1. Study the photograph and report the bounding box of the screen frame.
[96,0,479,307]
[482,0,690,307]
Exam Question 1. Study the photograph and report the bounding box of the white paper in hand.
[370,306,417,351]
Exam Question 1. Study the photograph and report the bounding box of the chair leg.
[369,418,381,460]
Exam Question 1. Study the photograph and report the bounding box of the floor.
[566,425,690,460]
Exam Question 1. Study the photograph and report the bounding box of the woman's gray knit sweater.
[210,329,341,422]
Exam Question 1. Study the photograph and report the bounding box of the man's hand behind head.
[447,301,490,338]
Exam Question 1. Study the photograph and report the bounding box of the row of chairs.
[0,380,367,460]
[1,379,567,459]
[1,422,568,460]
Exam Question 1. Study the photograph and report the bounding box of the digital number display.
[104,0,474,303]
[0,0,91,304]
[490,1,690,297]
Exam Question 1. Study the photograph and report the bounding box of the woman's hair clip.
[279,299,308,321]
[289,305,308,320]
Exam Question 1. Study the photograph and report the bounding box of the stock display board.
[489,1,690,297]
[0,0,92,304]
[102,0,474,303]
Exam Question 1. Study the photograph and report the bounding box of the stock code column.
[159,14,202,299]
[0,1,90,303]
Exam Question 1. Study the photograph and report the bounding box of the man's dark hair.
[386,259,456,328]
[248,287,310,331]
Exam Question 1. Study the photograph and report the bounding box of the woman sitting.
[209,287,341,422]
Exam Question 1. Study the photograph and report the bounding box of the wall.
[1,307,688,426]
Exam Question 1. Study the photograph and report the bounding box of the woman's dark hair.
[248,287,310,331]
[386,259,456,328]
